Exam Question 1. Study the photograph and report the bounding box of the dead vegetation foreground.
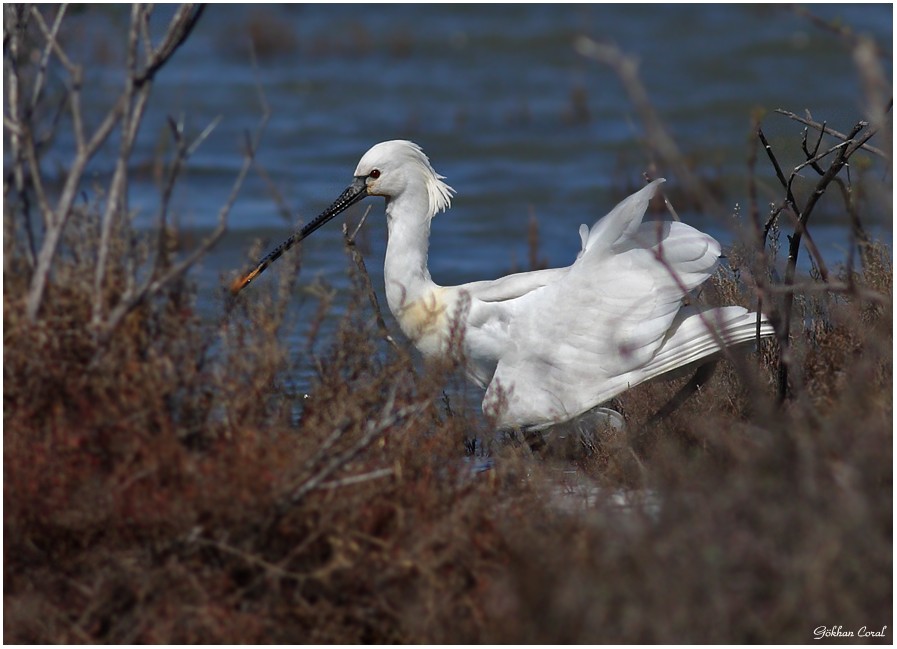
[4,213,892,643]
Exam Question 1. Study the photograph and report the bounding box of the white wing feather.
[466,179,769,429]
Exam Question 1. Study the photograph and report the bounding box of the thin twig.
[775,108,887,159]
[343,206,401,352]
[267,391,431,536]
[287,387,413,506]
[316,467,395,491]
[28,5,78,74]
[763,280,888,303]
[636,219,771,402]
[98,128,259,342]
[757,127,791,197]
[780,203,830,283]
[23,7,130,322]
[576,37,723,216]
[792,5,891,59]
[135,4,206,87]
[150,114,222,276]
[192,536,310,583]
[5,7,36,267]
[800,120,827,175]
[243,39,294,226]
[27,4,67,110]
[793,139,850,176]
[92,4,146,329]
[746,114,776,348]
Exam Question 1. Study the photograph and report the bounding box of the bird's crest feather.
[399,140,454,216]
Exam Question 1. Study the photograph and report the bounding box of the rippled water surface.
[50,5,892,335]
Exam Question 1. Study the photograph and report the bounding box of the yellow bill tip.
[230,272,253,295]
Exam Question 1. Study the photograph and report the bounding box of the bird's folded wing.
[459,267,570,303]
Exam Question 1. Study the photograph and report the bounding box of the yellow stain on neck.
[395,288,450,345]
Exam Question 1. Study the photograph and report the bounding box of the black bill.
[230,176,368,294]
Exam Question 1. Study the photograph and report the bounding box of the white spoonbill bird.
[233,140,774,430]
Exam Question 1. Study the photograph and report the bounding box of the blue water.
[33,4,894,336]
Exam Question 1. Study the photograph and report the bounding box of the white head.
[354,140,455,217]
[231,141,454,295]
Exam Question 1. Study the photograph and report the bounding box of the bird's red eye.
[369,169,381,179]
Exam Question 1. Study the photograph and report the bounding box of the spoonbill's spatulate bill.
[233,140,774,430]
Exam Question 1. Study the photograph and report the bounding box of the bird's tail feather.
[640,305,773,379]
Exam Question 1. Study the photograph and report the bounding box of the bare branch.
[242,41,296,225]
[97,129,259,342]
[29,4,84,149]
[28,5,78,74]
[5,6,36,267]
[800,120,827,175]
[852,39,891,161]
[763,116,877,402]
[792,5,891,59]
[260,389,431,539]
[775,109,887,159]
[27,4,67,110]
[92,5,210,330]
[192,536,310,584]
[135,4,205,87]
[24,89,125,320]
[575,37,723,216]
[286,388,429,508]
[757,127,790,193]
[794,121,868,231]
[91,4,147,329]
[793,139,850,176]
[315,467,395,491]
[746,114,778,346]
[763,280,889,304]
[186,113,222,157]
[343,207,402,352]
[3,115,22,135]
[150,114,222,275]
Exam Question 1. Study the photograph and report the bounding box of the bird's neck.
[382,188,440,317]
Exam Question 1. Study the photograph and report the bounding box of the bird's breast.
[393,287,454,357]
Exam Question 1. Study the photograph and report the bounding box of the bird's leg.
[492,427,547,455]
[524,429,548,454]
[646,359,719,426]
